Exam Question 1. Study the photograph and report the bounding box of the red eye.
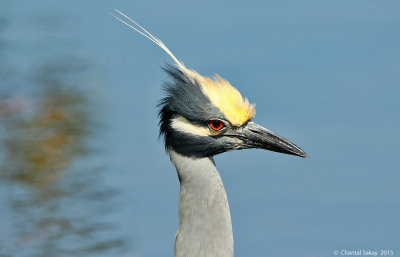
[208,119,226,131]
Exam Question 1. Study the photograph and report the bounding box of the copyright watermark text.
[333,250,394,256]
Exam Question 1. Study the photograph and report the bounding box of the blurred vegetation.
[1,61,94,188]
[0,10,129,257]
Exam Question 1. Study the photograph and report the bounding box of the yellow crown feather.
[183,69,256,126]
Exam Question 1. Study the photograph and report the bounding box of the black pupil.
[212,120,221,129]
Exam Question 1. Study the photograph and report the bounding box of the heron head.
[159,65,307,158]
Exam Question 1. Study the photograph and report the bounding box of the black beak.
[237,121,308,158]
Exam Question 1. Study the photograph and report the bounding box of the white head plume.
[111,9,186,71]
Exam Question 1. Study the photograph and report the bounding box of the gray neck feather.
[169,149,234,257]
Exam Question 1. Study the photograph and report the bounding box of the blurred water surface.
[0,6,128,257]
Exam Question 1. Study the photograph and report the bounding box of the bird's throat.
[168,149,234,257]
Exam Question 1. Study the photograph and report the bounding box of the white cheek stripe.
[170,116,220,136]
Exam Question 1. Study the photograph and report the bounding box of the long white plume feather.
[111,9,185,70]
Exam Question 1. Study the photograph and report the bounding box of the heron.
[112,10,308,257]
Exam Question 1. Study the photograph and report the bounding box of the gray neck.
[169,149,234,257]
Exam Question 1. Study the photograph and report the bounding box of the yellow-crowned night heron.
[112,10,307,257]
